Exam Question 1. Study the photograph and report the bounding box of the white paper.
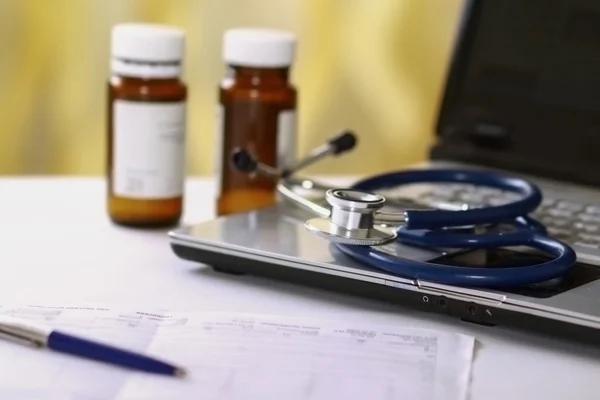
[0,305,475,400]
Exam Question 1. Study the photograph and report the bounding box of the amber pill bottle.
[106,24,187,228]
[215,28,298,216]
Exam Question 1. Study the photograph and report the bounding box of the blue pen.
[0,315,186,377]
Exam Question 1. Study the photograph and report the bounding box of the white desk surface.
[1,176,599,399]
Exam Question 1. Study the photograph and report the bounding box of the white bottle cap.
[223,28,296,68]
[111,23,185,78]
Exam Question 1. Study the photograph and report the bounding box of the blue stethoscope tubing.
[353,168,543,230]
[333,168,577,288]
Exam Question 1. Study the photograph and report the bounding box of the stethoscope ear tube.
[352,168,543,230]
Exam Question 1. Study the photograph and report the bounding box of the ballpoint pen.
[0,315,187,377]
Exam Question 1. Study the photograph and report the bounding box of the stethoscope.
[230,130,577,288]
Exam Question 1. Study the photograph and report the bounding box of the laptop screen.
[433,0,600,187]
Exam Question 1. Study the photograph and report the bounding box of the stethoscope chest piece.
[305,189,397,246]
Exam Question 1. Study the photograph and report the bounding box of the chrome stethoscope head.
[304,189,397,246]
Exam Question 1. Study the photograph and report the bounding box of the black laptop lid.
[432,0,600,187]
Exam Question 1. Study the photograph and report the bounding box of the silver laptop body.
[169,0,600,344]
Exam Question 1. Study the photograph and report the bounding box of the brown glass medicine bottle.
[107,23,187,228]
[216,28,298,216]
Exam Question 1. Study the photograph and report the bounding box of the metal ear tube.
[231,130,358,180]
[229,130,411,226]
[230,130,361,219]
[281,130,357,177]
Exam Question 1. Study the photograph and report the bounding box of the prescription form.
[0,304,475,400]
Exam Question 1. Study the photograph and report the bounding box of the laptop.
[169,0,600,344]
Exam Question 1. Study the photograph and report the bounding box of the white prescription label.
[112,100,186,199]
[277,109,297,169]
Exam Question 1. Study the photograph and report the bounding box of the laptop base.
[169,204,600,348]
[171,241,600,347]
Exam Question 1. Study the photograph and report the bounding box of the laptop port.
[436,297,448,311]
[466,303,478,316]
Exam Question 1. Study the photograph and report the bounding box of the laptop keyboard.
[416,184,600,250]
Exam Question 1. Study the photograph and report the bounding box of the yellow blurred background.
[0,0,464,176]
